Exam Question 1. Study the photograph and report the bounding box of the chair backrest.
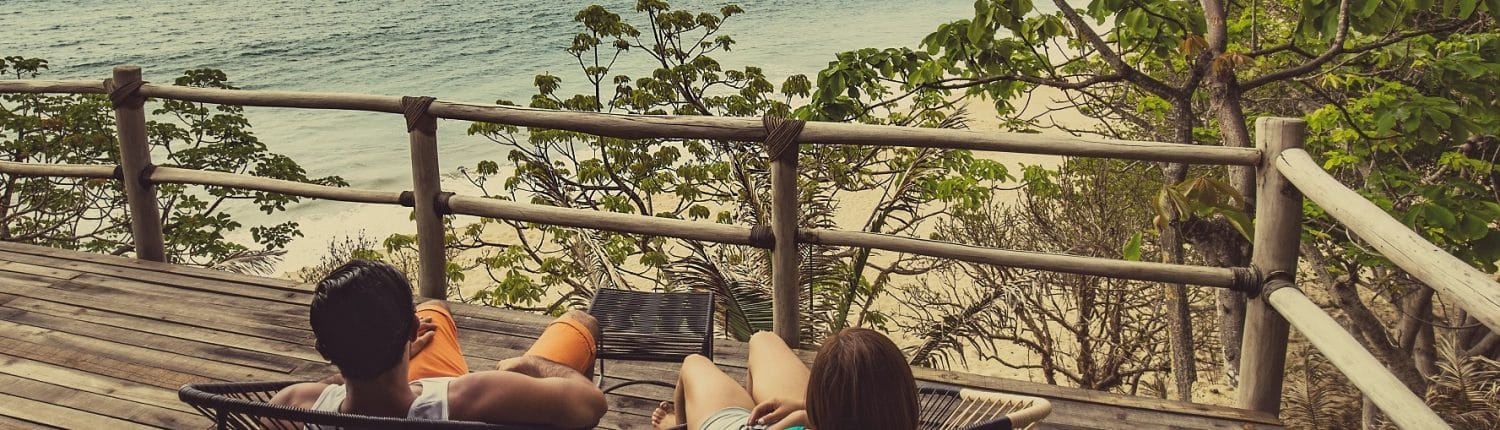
[588,288,714,362]
[917,383,1053,430]
[178,381,549,430]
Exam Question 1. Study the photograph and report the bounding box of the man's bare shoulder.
[271,382,331,409]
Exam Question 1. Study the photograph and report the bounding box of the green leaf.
[1426,205,1457,229]
[1458,214,1490,241]
[1122,232,1143,261]
[1457,0,1479,18]
[1220,209,1256,241]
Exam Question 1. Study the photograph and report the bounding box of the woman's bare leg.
[746,331,810,404]
[674,354,754,430]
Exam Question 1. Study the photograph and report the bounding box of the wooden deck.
[0,241,1281,429]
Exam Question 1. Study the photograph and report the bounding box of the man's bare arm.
[447,369,606,428]
[494,355,589,380]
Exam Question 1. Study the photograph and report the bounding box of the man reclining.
[270,259,607,429]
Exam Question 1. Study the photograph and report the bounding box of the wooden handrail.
[444,195,762,247]
[0,160,116,178]
[0,79,1264,166]
[1277,148,1500,333]
[799,228,1247,289]
[1266,282,1451,429]
[152,167,403,204]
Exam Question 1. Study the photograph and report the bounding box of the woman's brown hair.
[805,328,919,430]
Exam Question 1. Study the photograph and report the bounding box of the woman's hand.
[766,410,809,430]
[408,316,437,359]
[748,397,805,427]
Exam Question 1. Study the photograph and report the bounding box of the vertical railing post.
[403,96,447,300]
[1238,117,1305,414]
[109,65,166,262]
[765,117,804,347]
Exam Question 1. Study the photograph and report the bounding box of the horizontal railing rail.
[1275,148,1500,333]
[1261,280,1448,429]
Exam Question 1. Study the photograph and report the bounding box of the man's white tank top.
[305,377,455,429]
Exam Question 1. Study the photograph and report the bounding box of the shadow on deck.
[0,241,1281,429]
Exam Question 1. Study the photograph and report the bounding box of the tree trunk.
[1203,0,1256,387]
[1361,397,1379,430]
[1325,276,1427,392]
[1398,287,1438,378]
[1182,217,1249,386]
[1163,100,1196,401]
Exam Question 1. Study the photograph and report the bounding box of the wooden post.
[766,117,803,347]
[110,66,166,262]
[404,97,446,300]
[1238,117,1304,414]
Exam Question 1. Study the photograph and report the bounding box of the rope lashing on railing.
[435,192,456,215]
[1230,266,1261,294]
[1259,270,1296,297]
[111,165,125,181]
[749,225,775,249]
[396,191,456,214]
[103,78,147,109]
[401,96,437,133]
[137,164,158,186]
[762,115,805,161]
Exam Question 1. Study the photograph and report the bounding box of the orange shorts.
[522,315,597,375]
[407,301,469,380]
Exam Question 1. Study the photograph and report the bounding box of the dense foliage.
[424,1,1008,343]
[0,56,344,272]
[817,0,1499,424]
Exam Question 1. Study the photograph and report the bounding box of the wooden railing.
[3,65,1496,428]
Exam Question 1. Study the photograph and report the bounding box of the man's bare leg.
[746,331,810,404]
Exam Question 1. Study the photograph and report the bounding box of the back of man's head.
[309,260,416,380]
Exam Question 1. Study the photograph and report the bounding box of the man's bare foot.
[651,401,679,430]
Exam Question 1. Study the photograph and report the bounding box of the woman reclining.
[652,328,918,430]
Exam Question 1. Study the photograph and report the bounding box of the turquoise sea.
[7,0,1025,272]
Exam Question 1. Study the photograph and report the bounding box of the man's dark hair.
[309,260,416,380]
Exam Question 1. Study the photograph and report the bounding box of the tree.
[901,159,1188,395]
[816,0,1499,407]
[0,56,345,272]
[426,1,1008,343]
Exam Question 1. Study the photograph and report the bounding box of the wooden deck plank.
[2,296,320,362]
[0,392,147,429]
[0,241,304,292]
[0,415,60,430]
[0,248,310,305]
[0,354,195,414]
[0,318,286,384]
[0,373,201,428]
[0,245,1282,429]
[0,306,307,374]
[2,276,315,345]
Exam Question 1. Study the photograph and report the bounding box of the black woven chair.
[587,287,715,394]
[178,381,552,429]
[917,382,1052,430]
[656,382,1051,430]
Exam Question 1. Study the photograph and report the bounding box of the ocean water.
[6,0,997,273]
